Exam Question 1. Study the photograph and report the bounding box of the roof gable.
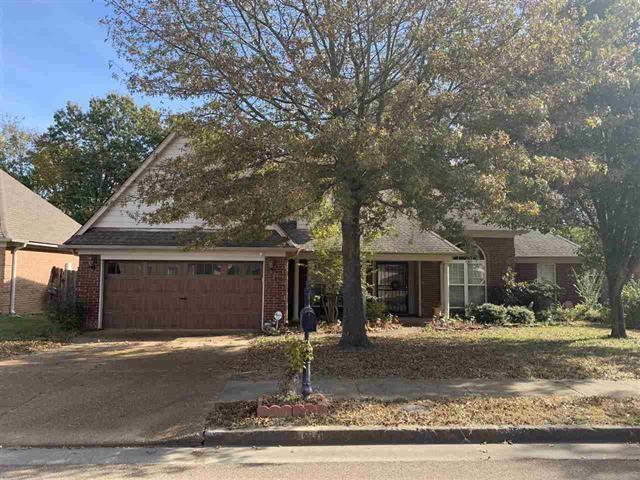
[76,132,202,234]
[0,170,80,245]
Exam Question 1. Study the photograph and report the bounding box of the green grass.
[240,324,640,380]
[0,314,73,359]
[0,313,61,340]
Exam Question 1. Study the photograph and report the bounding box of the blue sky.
[1,0,184,132]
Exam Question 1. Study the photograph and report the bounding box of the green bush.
[573,303,609,323]
[47,297,84,331]
[573,268,604,307]
[502,270,562,313]
[366,297,386,320]
[468,303,508,325]
[622,280,640,328]
[505,305,536,324]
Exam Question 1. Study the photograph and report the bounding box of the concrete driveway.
[0,331,252,447]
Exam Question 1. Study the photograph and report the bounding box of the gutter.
[9,242,28,315]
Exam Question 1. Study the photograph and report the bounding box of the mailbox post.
[299,287,317,399]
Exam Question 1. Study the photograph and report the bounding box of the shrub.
[366,297,386,320]
[622,280,640,328]
[573,268,604,308]
[574,303,610,323]
[468,303,508,325]
[503,270,562,313]
[505,305,536,324]
[47,297,84,331]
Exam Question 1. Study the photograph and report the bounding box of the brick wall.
[556,263,580,305]
[420,261,441,318]
[77,255,101,329]
[515,261,581,305]
[263,256,288,326]
[514,263,537,282]
[0,247,78,314]
[473,237,516,289]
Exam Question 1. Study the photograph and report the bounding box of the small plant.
[278,337,314,395]
[47,297,84,331]
[467,303,508,325]
[505,305,536,324]
[573,268,604,308]
[365,296,386,320]
[284,337,314,372]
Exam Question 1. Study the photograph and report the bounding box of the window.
[449,243,487,311]
[189,263,223,275]
[246,262,262,276]
[227,263,242,275]
[537,264,556,283]
[166,265,179,276]
[107,262,122,275]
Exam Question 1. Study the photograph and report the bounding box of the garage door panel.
[103,260,263,329]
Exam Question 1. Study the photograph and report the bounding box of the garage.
[102,260,263,329]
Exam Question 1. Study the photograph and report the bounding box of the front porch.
[287,257,464,322]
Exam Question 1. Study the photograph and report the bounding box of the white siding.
[92,136,207,230]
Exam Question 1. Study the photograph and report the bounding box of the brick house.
[0,170,80,314]
[66,133,581,330]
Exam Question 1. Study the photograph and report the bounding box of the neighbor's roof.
[514,231,580,258]
[279,215,463,255]
[65,228,291,248]
[0,170,81,245]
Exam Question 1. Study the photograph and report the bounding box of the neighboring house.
[0,170,80,315]
[66,133,581,330]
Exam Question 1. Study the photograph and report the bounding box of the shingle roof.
[514,231,580,258]
[370,216,463,254]
[279,215,462,255]
[66,228,291,248]
[0,170,81,245]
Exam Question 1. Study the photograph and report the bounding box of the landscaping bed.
[239,324,640,380]
[207,395,640,430]
[0,314,75,360]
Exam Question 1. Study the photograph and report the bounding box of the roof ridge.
[551,232,582,249]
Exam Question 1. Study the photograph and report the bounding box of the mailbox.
[300,305,317,333]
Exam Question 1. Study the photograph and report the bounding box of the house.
[0,170,80,314]
[66,133,581,330]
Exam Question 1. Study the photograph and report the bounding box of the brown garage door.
[103,261,263,329]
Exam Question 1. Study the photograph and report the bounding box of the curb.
[204,425,640,446]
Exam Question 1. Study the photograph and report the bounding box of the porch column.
[441,261,450,319]
[293,260,300,320]
[417,261,423,317]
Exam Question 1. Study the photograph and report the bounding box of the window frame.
[449,243,487,311]
[536,263,556,284]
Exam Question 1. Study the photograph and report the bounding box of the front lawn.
[239,324,640,380]
[208,396,640,430]
[0,314,73,359]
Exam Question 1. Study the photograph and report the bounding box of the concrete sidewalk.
[216,377,640,401]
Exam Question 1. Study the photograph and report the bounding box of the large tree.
[538,0,640,338]
[0,115,35,185]
[105,0,574,347]
[29,93,166,223]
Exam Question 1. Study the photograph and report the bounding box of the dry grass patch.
[238,325,640,380]
[0,314,74,360]
[207,396,640,430]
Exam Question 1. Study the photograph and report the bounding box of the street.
[1,443,638,479]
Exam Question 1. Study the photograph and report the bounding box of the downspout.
[9,242,28,315]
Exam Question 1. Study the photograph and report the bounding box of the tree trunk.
[607,272,627,339]
[339,202,372,349]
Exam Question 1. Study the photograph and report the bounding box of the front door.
[376,262,409,314]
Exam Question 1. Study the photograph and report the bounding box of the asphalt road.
[1,444,639,479]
